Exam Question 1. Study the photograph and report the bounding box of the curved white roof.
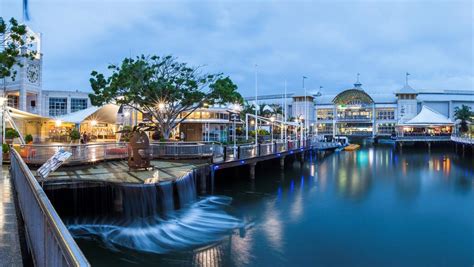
[56,104,119,124]
[401,105,453,126]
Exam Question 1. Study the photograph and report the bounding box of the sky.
[1,0,473,97]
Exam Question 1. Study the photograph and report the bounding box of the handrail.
[16,139,341,165]
[10,149,90,267]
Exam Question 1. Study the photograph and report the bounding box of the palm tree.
[454,105,472,133]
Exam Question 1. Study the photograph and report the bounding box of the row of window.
[376,110,395,120]
[180,111,230,120]
[49,98,88,117]
[317,109,395,120]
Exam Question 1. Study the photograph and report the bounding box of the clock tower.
[4,26,43,114]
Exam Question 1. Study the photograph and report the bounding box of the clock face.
[26,64,40,84]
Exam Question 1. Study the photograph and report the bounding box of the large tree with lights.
[89,55,243,139]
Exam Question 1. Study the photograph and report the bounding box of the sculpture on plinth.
[128,131,151,170]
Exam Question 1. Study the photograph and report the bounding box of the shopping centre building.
[245,80,473,138]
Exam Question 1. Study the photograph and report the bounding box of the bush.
[2,144,9,154]
[5,129,19,139]
[70,129,81,140]
[24,134,33,144]
[249,129,270,136]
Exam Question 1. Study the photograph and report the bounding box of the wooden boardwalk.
[0,167,23,267]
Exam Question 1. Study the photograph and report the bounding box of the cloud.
[2,0,472,96]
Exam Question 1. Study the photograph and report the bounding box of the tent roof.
[401,105,453,126]
[56,104,119,124]
[7,107,50,120]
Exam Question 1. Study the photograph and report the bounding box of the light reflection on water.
[77,145,474,266]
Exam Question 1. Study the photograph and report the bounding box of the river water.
[73,145,473,266]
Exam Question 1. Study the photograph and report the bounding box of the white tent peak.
[401,105,453,126]
[56,104,119,124]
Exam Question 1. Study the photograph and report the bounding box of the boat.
[344,144,360,151]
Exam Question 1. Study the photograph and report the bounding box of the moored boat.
[344,144,360,151]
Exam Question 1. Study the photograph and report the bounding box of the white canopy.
[56,104,119,124]
[401,105,453,126]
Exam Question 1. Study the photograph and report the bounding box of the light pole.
[299,115,304,145]
[232,103,241,158]
[270,116,275,144]
[254,64,258,148]
[0,96,5,167]
[303,76,308,139]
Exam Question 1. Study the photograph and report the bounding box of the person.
[83,132,88,144]
[180,132,185,141]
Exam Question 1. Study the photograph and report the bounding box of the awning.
[56,104,120,124]
[400,105,453,126]
[6,107,51,120]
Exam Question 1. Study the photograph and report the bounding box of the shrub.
[70,128,81,140]
[5,129,19,139]
[2,144,9,154]
[24,134,33,144]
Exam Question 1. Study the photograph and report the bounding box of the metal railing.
[15,139,340,165]
[9,149,90,267]
[451,136,474,145]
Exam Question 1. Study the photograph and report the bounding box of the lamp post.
[270,116,275,143]
[254,64,258,148]
[0,96,5,166]
[231,103,241,158]
[299,115,304,145]
[303,76,308,139]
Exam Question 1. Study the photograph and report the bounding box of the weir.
[44,169,243,254]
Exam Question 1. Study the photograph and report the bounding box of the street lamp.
[270,116,275,143]
[231,103,241,158]
[0,96,6,166]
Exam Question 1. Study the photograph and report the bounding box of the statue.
[128,131,151,170]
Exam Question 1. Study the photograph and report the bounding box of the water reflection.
[78,146,474,266]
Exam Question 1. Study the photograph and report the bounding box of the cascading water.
[64,170,243,254]
[175,171,197,208]
[159,181,174,212]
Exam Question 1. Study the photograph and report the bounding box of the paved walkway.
[43,160,207,184]
[0,167,23,267]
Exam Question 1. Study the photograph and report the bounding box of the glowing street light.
[55,119,62,127]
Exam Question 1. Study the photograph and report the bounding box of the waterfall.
[175,171,197,208]
[159,181,174,212]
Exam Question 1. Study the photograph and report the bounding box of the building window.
[317,109,333,120]
[376,109,395,120]
[49,98,67,117]
[378,123,395,134]
[7,95,19,109]
[71,98,88,112]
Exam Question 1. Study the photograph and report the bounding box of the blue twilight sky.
[1,0,473,97]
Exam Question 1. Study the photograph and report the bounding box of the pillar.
[280,156,286,170]
[211,169,215,194]
[249,163,256,180]
[427,142,431,152]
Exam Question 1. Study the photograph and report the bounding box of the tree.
[0,17,36,81]
[454,105,472,133]
[90,55,243,139]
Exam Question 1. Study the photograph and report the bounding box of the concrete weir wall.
[43,165,211,218]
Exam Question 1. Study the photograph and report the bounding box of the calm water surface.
[76,145,473,266]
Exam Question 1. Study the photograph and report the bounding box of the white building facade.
[3,27,91,118]
[245,80,474,138]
